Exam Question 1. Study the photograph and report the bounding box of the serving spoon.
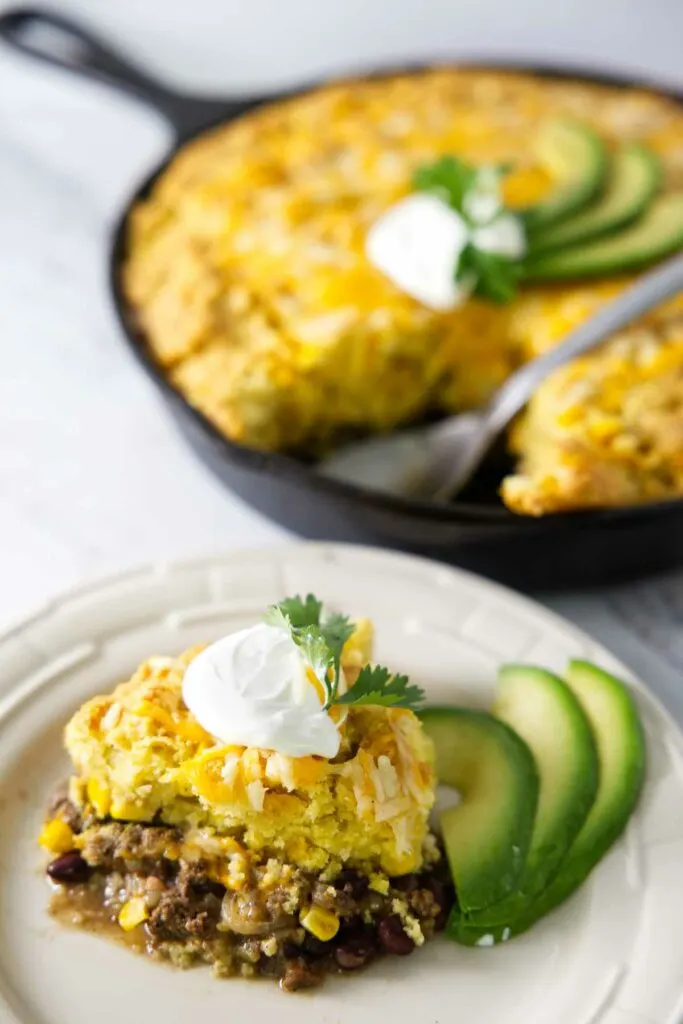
[320,252,683,502]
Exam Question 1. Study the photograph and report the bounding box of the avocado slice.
[419,707,538,914]
[450,660,646,947]
[523,119,608,232]
[528,144,661,254]
[464,666,599,927]
[524,191,683,280]
[544,661,646,894]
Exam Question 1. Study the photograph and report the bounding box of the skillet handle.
[0,7,239,139]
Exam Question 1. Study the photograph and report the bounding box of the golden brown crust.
[122,67,683,509]
[64,622,436,877]
[502,295,683,514]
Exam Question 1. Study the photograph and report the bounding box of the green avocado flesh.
[528,144,661,254]
[447,661,646,947]
[548,661,646,894]
[460,666,599,928]
[523,119,608,232]
[419,707,538,914]
[524,191,683,280]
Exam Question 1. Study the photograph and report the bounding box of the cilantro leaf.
[321,611,355,653]
[265,597,349,706]
[320,611,355,703]
[272,593,322,628]
[457,243,522,304]
[413,155,525,306]
[263,605,292,633]
[335,665,425,710]
[264,595,423,713]
[413,156,478,214]
[295,625,334,703]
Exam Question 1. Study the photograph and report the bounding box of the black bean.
[377,915,415,956]
[155,859,178,882]
[191,879,226,899]
[391,873,419,893]
[336,869,369,898]
[423,877,444,901]
[338,914,365,936]
[46,851,91,884]
[303,934,330,958]
[434,906,450,932]
[281,939,303,959]
[426,879,454,931]
[334,934,376,970]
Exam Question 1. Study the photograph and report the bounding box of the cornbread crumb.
[402,912,425,947]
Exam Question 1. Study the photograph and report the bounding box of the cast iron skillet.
[2,7,682,590]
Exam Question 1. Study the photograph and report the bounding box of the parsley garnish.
[413,155,524,304]
[264,594,424,712]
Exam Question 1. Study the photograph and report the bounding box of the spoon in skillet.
[320,252,683,502]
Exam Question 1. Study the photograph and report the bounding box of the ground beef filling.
[46,813,453,991]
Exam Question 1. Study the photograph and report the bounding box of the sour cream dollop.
[366,187,526,311]
[182,622,341,758]
[366,193,471,310]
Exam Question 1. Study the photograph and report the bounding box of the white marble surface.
[3,0,683,721]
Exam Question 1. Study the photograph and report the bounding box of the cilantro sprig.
[334,665,425,709]
[457,243,523,304]
[413,156,479,213]
[413,155,524,305]
[264,594,424,712]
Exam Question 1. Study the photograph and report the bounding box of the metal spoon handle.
[487,251,683,432]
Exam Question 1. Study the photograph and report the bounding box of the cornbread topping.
[122,68,683,514]
[40,602,445,990]
[182,622,344,758]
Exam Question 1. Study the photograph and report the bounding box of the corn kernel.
[218,836,243,856]
[556,405,583,428]
[300,906,340,942]
[118,898,149,932]
[343,618,374,666]
[110,799,148,821]
[292,756,325,787]
[38,819,74,854]
[87,779,111,817]
[369,872,390,895]
[611,433,638,455]
[502,165,553,208]
[588,415,622,441]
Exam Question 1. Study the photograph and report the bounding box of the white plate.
[0,544,682,1024]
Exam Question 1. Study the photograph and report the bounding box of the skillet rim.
[109,58,683,533]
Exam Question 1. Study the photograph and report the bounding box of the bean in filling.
[45,810,454,991]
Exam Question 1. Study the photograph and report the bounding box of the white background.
[3,0,683,717]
